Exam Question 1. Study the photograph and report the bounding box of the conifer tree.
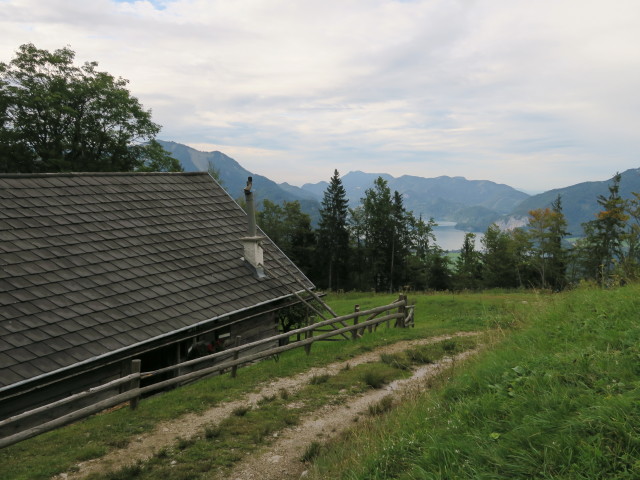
[316,169,350,290]
[361,177,394,291]
[454,233,482,289]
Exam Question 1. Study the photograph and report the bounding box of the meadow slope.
[309,284,640,479]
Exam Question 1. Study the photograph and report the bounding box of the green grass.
[308,284,640,479]
[0,290,535,480]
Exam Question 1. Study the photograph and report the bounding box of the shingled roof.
[0,172,313,391]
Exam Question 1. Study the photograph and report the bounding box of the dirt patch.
[59,332,479,480]
[225,348,478,480]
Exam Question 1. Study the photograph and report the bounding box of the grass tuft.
[102,462,143,480]
[367,395,394,416]
[279,388,290,400]
[362,371,387,389]
[301,441,322,463]
[204,425,221,439]
[380,353,409,370]
[231,405,251,417]
[309,374,330,385]
[175,436,195,450]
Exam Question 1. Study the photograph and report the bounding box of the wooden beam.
[0,373,138,429]
[146,300,405,377]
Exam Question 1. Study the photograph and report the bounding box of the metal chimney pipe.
[243,176,256,236]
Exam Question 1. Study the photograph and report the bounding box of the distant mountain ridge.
[157,140,322,223]
[302,171,529,229]
[504,168,640,236]
[159,140,640,236]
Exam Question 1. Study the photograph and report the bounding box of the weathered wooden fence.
[0,296,414,448]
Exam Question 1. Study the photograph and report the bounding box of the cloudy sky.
[2,0,639,192]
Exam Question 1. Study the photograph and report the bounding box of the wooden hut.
[0,172,314,419]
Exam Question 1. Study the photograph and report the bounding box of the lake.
[433,221,483,252]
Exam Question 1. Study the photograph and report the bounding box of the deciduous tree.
[527,195,569,289]
[0,44,180,173]
[580,173,629,282]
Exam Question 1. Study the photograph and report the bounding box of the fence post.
[129,359,141,410]
[305,317,313,355]
[396,294,406,328]
[352,304,360,340]
[231,336,241,378]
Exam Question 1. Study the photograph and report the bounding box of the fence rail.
[0,295,412,448]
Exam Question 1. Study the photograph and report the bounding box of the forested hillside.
[507,167,640,235]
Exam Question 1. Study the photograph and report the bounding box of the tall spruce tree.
[390,190,411,291]
[316,169,350,290]
[361,177,394,291]
[454,233,482,290]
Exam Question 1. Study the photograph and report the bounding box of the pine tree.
[316,170,350,290]
[454,233,482,290]
[390,191,411,291]
[361,177,394,291]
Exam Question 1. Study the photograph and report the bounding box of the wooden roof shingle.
[0,172,313,391]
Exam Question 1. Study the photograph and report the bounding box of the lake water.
[433,221,483,252]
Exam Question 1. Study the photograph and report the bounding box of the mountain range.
[157,140,640,236]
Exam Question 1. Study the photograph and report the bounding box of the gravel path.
[60,332,480,480]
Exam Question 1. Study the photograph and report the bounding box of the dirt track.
[59,332,480,480]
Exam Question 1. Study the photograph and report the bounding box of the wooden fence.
[0,296,414,448]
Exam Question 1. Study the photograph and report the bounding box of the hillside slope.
[310,284,640,479]
[507,167,640,235]
[157,140,321,223]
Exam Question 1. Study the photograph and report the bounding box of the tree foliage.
[241,169,640,292]
[578,173,629,282]
[316,169,350,290]
[527,195,570,289]
[256,199,315,275]
[454,233,482,290]
[0,44,181,173]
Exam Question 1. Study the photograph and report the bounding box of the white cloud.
[1,0,639,191]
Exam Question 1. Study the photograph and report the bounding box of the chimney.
[240,177,267,279]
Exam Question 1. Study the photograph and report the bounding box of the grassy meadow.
[309,284,640,479]
[3,286,634,479]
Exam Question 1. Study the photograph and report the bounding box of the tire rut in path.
[61,332,479,480]
[225,344,479,480]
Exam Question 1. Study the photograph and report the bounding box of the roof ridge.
[0,172,208,179]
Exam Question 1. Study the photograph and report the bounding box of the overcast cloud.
[1,0,639,192]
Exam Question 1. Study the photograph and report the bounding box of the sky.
[1,0,639,193]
